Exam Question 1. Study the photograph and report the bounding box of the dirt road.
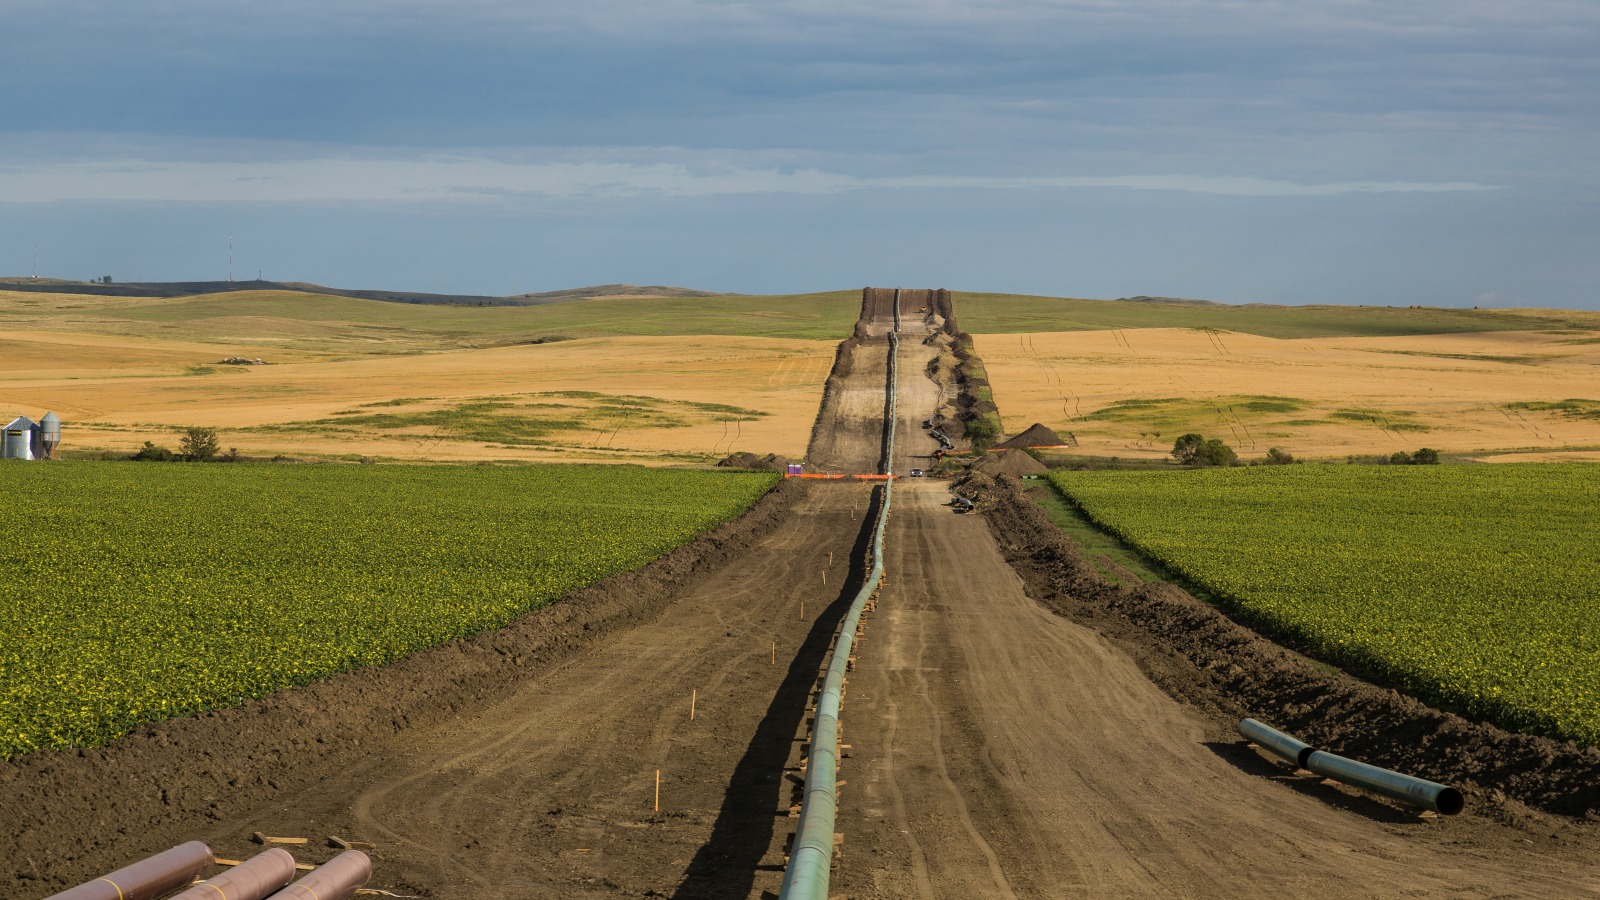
[161,482,871,899]
[830,479,1599,897]
[806,287,947,474]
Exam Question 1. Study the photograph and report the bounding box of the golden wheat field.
[0,327,834,464]
[975,327,1600,461]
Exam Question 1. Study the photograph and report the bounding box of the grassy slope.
[953,291,1600,339]
[4,289,861,347]
[10,286,1597,347]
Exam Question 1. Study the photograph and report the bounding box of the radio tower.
[229,232,234,282]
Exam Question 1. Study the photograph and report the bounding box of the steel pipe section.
[1239,718,1314,769]
[265,850,372,900]
[1238,719,1464,815]
[780,303,900,900]
[48,841,215,900]
[1305,751,1464,815]
[169,849,297,900]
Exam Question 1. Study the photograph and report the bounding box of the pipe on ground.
[1239,718,1464,815]
[168,848,297,900]
[781,303,899,900]
[1239,718,1314,769]
[47,841,215,900]
[264,850,372,900]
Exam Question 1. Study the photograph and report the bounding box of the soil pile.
[717,451,795,472]
[995,422,1066,449]
[970,449,1048,477]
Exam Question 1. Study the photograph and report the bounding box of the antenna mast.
[229,232,234,282]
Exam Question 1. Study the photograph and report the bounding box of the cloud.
[0,153,1501,204]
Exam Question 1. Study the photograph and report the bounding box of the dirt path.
[806,288,946,474]
[832,479,1598,898]
[175,482,875,899]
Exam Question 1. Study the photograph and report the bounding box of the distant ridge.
[0,277,728,307]
[1114,295,1225,306]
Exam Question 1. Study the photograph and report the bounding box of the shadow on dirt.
[671,485,885,899]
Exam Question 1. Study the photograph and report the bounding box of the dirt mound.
[717,451,795,472]
[969,449,1048,477]
[995,422,1066,449]
[976,478,1600,822]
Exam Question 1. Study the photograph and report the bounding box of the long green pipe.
[780,292,900,898]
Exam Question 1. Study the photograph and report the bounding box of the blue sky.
[2,0,1597,308]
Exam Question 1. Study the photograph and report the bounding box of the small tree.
[1173,433,1237,467]
[1192,437,1238,467]
[1413,447,1441,465]
[1171,433,1206,464]
[1263,447,1296,465]
[179,427,221,462]
[1389,450,1413,465]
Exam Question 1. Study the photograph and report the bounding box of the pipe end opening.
[1436,788,1465,816]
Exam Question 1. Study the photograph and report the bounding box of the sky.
[2,0,1597,308]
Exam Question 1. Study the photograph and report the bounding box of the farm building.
[2,411,61,460]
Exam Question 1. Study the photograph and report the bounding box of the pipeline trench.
[24,288,1600,899]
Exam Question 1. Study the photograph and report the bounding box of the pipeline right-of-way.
[779,289,901,900]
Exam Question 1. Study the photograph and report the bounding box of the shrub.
[130,441,175,462]
[1172,433,1238,467]
[179,427,221,462]
[1263,447,1296,465]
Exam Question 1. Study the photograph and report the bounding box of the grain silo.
[40,411,60,459]
[2,416,38,460]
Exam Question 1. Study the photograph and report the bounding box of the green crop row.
[0,462,776,758]
[1050,464,1600,746]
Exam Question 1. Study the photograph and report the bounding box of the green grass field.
[952,291,1600,339]
[0,462,776,757]
[1,288,863,349]
[1050,464,1600,746]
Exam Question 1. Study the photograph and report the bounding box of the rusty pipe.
[47,841,214,900]
[168,848,297,900]
[265,850,372,900]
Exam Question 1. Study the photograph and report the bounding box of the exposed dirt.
[805,288,950,474]
[2,480,842,896]
[993,422,1065,449]
[831,477,1600,898]
[968,447,1048,477]
[969,475,1600,823]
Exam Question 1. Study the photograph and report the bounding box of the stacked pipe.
[779,291,900,900]
[1239,719,1464,815]
[48,845,374,900]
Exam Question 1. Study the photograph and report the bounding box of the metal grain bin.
[40,411,60,458]
[2,416,37,460]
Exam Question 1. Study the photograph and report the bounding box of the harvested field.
[976,327,1600,460]
[0,329,835,463]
